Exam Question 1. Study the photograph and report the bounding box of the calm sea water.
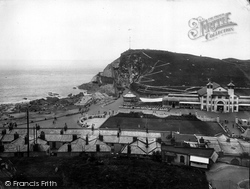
[0,69,97,104]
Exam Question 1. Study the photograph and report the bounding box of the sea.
[0,68,98,104]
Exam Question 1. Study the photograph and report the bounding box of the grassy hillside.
[118,49,250,88]
[7,156,209,189]
[79,49,250,95]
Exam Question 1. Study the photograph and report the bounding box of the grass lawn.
[100,112,226,136]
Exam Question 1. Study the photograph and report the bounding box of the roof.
[118,136,134,144]
[197,82,220,96]
[103,135,119,143]
[227,82,235,87]
[219,141,244,155]
[139,97,163,102]
[235,89,250,96]
[45,135,73,142]
[179,102,201,104]
[58,138,86,152]
[58,137,111,152]
[123,91,136,98]
[168,93,199,97]
[163,97,179,101]
[238,141,250,153]
[1,135,15,142]
[121,138,161,155]
[163,95,200,102]
[161,145,215,158]
[85,138,111,152]
[174,134,197,142]
[212,91,229,96]
[242,128,250,139]
[60,135,73,142]
[196,134,250,155]
[3,137,50,152]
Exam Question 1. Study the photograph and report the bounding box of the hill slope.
[9,156,209,189]
[79,49,250,95]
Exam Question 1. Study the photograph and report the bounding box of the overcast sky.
[0,0,249,69]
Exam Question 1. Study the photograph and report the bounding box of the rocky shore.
[0,92,85,123]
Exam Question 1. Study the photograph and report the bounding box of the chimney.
[199,137,204,144]
[127,145,131,155]
[1,129,6,135]
[68,144,72,152]
[86,135,89,145]
[96,144,100,152]
[199,137,205,147]
[99,134,103,141]
[72,134,77,141]
[14,132,19,140]
[133,137,137,142]
[0,141,4,152]
[40,131,45,140]
[25,135,29,145]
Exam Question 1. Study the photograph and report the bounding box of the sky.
[0,0,249,70]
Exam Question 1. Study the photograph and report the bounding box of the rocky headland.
[78,49,250,97]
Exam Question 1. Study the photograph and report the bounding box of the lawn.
[100,112,226,136]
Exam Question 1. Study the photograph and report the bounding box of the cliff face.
[81,49,250,96]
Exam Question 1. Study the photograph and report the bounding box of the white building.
[163,81,250,113]
[198,81,239,112]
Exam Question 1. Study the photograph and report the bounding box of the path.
[206,163,249,189]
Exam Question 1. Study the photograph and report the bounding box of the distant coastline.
[0,68,97,105]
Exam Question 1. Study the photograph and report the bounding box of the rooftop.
[162,145,215,158]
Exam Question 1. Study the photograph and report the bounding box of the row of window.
[202,105,238,111]
[205,96,237,99]
[203,101,238,104]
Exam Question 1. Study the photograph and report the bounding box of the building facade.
[162,81,250,113]
[198,81,239,112]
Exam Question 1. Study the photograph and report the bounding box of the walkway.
[206,163,249,189]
